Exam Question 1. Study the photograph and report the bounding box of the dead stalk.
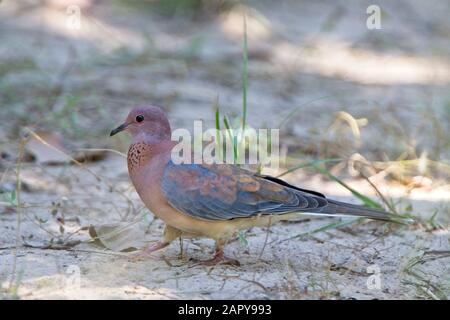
[258,215,272,260]
[9,135,27,289]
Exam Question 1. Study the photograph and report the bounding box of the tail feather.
[321,199,411,224]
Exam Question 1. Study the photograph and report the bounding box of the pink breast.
[127,142,152,173]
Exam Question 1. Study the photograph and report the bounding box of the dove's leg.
[130,224,182,260]
[195,239,241,266]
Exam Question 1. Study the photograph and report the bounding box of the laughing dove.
[110,105,402,265]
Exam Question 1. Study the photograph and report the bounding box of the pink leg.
[129,241,169,261]
[194,248,241,267]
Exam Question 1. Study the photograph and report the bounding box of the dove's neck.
[127,133,174,178]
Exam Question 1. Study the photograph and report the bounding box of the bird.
[110,105,406,266]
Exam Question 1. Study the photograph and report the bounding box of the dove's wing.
[160,161,401,222]
[160,161,330,220]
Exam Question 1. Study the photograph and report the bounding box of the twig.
[9,135,27,290]
[211,273,268,292]
[77,148,126,158]
[23,240,81,250]
[258,215,272,260]
[359,170,397,214]
[1,243,127,257]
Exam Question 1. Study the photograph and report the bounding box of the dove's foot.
[129,241,169,261]
[192,249,241,267]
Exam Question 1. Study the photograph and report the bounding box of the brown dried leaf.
[25,131,70,164]
[88,222,146,252]
[25,131,107,165]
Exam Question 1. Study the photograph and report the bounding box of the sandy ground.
[1,0,450,299]
[1,155,449,300]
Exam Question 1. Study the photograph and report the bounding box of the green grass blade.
[307,217,361,236]
[214,98,223,162]
[280,217,361,243]
[277,158,342,178]
[313,164,383,209]
[277,95,333,128]
[223,115,237,164]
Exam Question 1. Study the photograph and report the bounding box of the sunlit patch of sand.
[272,38,450,85]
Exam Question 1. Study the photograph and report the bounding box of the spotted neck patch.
[128,142,152,173]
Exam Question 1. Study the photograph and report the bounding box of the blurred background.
[1,0,450,299]
[1,0,450,178]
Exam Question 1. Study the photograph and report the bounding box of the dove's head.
[110,105,171,141]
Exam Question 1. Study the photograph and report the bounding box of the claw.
[129,241,168,261]
[191,249,241,267]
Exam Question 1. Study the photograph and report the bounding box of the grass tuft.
[215,12,249,165]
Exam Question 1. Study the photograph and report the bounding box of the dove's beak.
[110,123,128,137]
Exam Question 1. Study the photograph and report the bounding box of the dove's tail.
[318,199,413,224]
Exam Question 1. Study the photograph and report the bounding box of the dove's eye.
[136,115,144,123]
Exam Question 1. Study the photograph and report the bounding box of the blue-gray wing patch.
[160,161,328,221]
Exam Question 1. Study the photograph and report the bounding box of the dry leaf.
[26,131,70,164]
[25,131,107,165]
[88,221,147,252]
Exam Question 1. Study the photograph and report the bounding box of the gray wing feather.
[160,161,329,221]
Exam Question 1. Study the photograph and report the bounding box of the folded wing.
[161,161,329,220]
